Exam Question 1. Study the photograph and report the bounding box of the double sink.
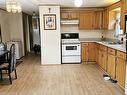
[101,41,123,45]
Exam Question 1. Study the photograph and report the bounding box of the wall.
[26,16,30,52]
[61,24,103,38]
[8,13,25,56]
[39,6,61,64]
[0,10,10,42]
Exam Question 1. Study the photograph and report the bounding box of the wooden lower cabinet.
[88,43,95,61]
[98,48,102,67]
[98,45,107,71]
[95,44,99,64]
[81,43,88,62]
[81,42,95,62]
[116,51,126,89]
[102,51,107,71]
[107,48,116,79]
[81,42,126,89]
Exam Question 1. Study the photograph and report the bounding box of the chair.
[0,44,17,84]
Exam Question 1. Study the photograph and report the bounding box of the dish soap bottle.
[101,33,104,40]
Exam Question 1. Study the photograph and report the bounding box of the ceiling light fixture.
[6,0,22,13]
[74,0,83,7]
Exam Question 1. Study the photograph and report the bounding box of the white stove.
[61,33,81,64]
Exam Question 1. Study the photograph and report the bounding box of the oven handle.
[62,43,80,45]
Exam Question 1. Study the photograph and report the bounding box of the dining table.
[0,50,9,64]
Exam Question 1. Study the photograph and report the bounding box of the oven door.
[62,44,80,56]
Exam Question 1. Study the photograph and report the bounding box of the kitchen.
[39,0,126,94]
[0,0,126,95]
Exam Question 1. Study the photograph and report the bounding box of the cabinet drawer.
[102,45,107,51]
[99,45,103,50]
[81,43,88,46]
[117,51,126,60]
[108,48,116,55]
[96,44,99,49]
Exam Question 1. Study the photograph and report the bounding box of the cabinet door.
[125,0,127,11]
[61,12,69,19]
[69,12,79,20]
[61,12,79,20]
[98,49,102,67]
[95,44,99,64]
[79,11,94,29]
[88,43,95,61]
[81,43,89,62]
[107,54,116,79]
[102,9,109,29]
[116,58,126,89]
[121,0,127,29]
[94,11,103,29]
[102,51,107,71]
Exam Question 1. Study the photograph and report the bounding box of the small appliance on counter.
[61,33,81,64]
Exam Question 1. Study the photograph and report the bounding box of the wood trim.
[106,1,120,11]
[60,7,105,11]
[108,48,116,56]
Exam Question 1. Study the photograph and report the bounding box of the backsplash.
[61,24,103,38]
[61,24,126,42]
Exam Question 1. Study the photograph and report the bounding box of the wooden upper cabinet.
[125,0,127,12]
[61,12,68,19]
[79,11,94,30]
[61,11,79,20]
[93,11,103,29]
[122,0,127,13]
[121,0,127,29]
[102,9,109,29]
[69,12,79,19]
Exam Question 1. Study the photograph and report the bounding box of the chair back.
[8,44,16,73]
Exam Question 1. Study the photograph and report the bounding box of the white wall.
[39,6,61,64]
[0,10,11,42]
[8,13,25,56]
[61,25,103,38]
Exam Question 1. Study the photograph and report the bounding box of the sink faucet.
[116,34,126,43]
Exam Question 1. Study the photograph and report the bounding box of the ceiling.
[0,0,120,14]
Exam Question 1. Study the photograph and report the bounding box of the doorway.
[22,13,40,55]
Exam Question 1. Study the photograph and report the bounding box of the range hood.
[61,20,79,25]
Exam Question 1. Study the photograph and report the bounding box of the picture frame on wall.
[43,14,56,30]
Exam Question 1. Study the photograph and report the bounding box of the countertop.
[80,38,126,53]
